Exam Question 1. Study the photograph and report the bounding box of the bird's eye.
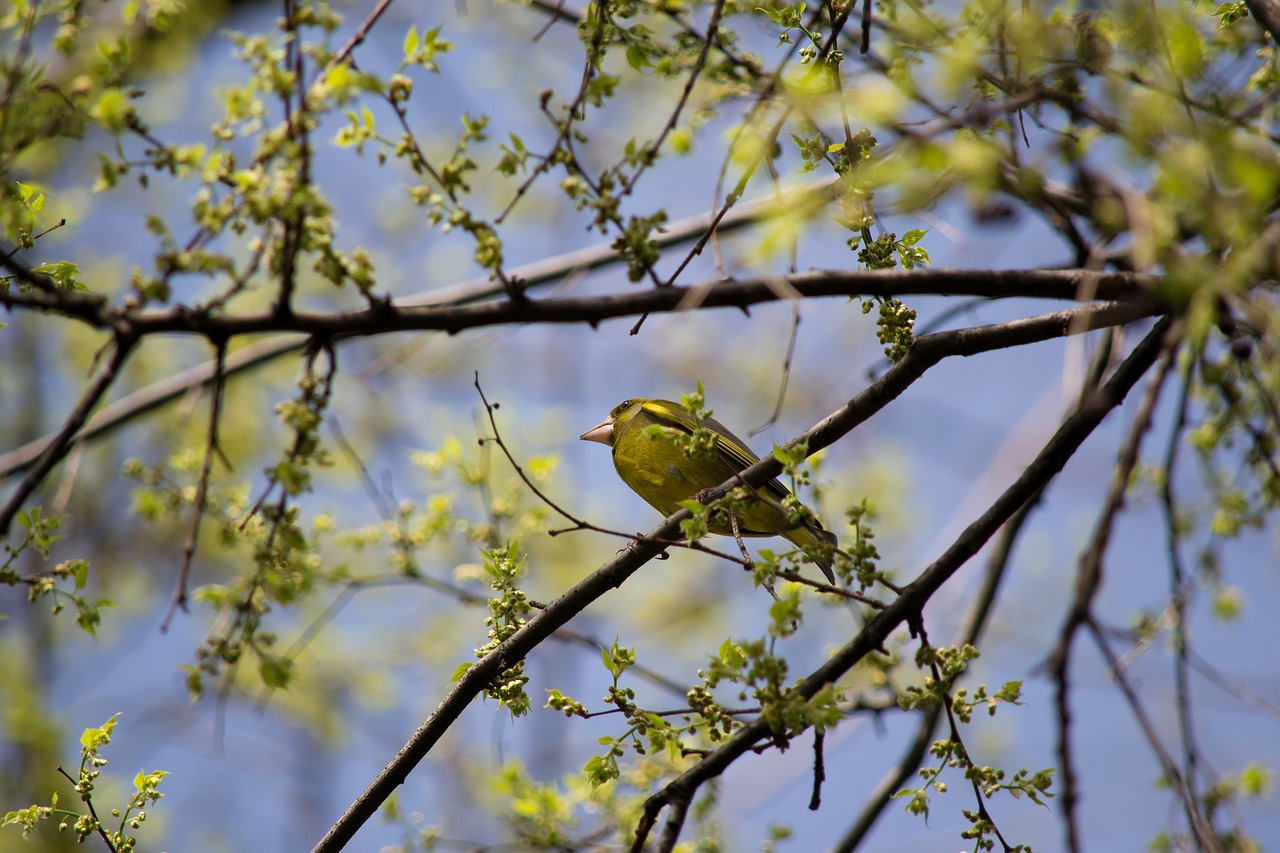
[614,399,632,415]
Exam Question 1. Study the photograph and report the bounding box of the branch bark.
[0,267,1160,339]
[630,315,1172,851]
[310,301,1164,853]
[1243,0,1280,42]
[0,335,136,537]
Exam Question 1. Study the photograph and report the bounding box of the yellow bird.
[580,398,838,583]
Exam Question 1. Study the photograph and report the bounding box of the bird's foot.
[616,537,669,560]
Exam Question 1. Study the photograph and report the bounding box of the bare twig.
[1087,617,1221,851]
[160,341,229,632]
[1047,322,1180,852]
[627,318,1171,852]
[0,334,136,537]
[750,301,802,437]
[330,0,399,68]
[1162,357,1202,813]
[1186,649,1280,726]
[832,488,1040,851]
[311,306,1165,853]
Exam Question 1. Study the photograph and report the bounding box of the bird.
[580,397,839,583]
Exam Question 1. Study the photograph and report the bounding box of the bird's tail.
[785,524,838,584]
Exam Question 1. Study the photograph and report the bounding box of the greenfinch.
[580,398,838,583]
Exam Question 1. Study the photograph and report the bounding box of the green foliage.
[1,0,1278,847]
[2,715,168,851]
[473,541,533,717]
[2,509,109,635]
[893,643,1053,851]
[836,500,890,590]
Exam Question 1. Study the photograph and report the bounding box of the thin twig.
[330,0,398,67]
[626,318,1171,853]
[1162,356,1202,816]
[311,307,1166,853]
[918,621,1018,852]
[1087,617,1221,851]
[832,487,1041,851]
[1047,322,1180,851]
[56,766,118,853]
[0,334,136,537]
[751,301,802,436]
[474,374,757,566]
[161,341,229,633]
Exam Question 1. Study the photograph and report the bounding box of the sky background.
[4,1,1278,851]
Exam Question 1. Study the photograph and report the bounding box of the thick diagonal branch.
[309,301,1162,853]
[631,316,1171,852]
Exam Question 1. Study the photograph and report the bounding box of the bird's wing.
[640,400,793,504]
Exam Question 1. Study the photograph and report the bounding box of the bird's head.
[579,398,646,447]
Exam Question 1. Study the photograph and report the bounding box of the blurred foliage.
[1,0,1279,850]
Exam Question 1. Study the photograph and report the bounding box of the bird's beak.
[580,417,614,445]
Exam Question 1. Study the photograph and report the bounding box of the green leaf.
[80,713,120,751]
[258,655,294,688]
[450,661,472,682]
[600,644,619,678]
[32,261,83,290]
[132,769,168,792]
[1240,762,1271,797]
[90,88,134,132]
[626,44,650,71]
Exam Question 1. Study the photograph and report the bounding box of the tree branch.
[832,487,1040,851]
[1243,0,1280,42]
[1047,322,1180,851]
[0,334,136,537]
[0,267,1160,340]
[0,182,837,482]
[630,316,1172,851]
[310,302,1163,853]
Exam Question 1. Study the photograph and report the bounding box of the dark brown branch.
[832,487,1040,851]
[1047,322,1179,851]
[1243,0,1280,42]
[309,302,1162,853]
[160,341,229,632]
[653,793,692,853]
[0,183,843,483]
[0,334,136,537]
[629,316,1172,852]
[808,728,826,810]
[1,268,1161,341]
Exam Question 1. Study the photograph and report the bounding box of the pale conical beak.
[580,417,614,445]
